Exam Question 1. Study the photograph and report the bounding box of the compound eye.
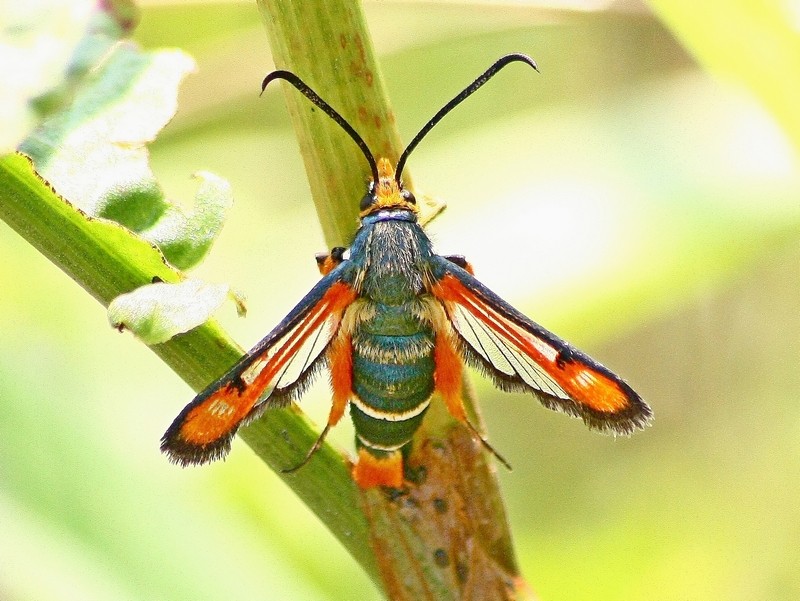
[360,192,376,211]
[401,189,416,204]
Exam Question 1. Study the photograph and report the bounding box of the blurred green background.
[2,1,800,600]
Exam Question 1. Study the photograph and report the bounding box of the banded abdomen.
[350,301,435,458]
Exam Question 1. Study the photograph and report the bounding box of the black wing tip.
[595,381,654,436]
[160,433,233,467]
[582,401,653,436]
[543,392,653,437]
[460,344,653,435]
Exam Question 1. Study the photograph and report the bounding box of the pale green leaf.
[20,44,196,229]
[141,171,234,270]
[108,278,233,345]
[17,32,233,271]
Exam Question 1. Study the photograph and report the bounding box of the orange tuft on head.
[360,158,418,217]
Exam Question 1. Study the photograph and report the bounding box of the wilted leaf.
[141,171,234,270]
[108,278,234,345]
[20,43,196,228]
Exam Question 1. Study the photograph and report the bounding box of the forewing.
[430,257,651,434]
[161,268,358,465]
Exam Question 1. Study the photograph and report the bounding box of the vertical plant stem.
[256,2,531,599]
[257,0,405,246]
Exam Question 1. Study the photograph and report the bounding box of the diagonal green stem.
[0,151,378,582]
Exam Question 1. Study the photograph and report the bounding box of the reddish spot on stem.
[354,33,366,62]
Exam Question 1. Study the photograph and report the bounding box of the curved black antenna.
[395,53,539,184]
[262,70,380,186]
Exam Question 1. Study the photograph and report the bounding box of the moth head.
[359,158,417,216]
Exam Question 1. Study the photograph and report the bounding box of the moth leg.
[433,328,512,470]
[462,417,512,470]
[283,334,352,474]
[282,423,333,474]
[443,254,474,275]
[315,246,347,276]
[327,333,353,425]
[434,327,466,421]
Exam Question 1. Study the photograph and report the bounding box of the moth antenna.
[395,53,539,184]
[262,70,380,187]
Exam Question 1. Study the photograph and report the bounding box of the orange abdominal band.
[352,448,404,489]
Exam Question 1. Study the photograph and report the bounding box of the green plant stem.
[256,2,528,599]
[0,152,378,581]
[257,0,405,247]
